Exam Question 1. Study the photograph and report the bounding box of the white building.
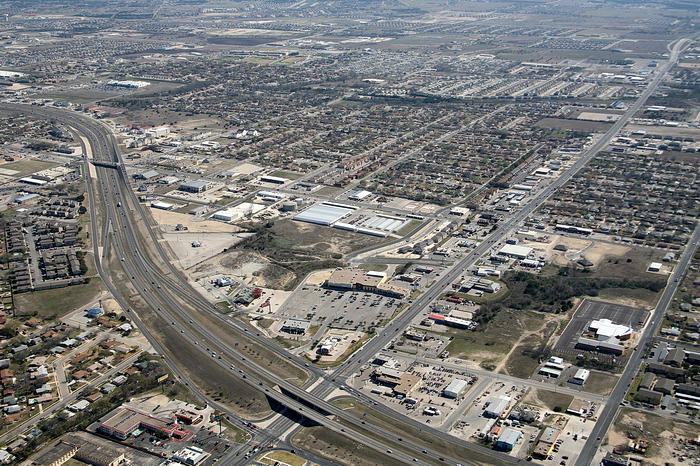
[571,368,590,385]
[498,244,533,259]
[173,446,208,465]
[211,209,241,223]
[484,395,511,418]
[442,379,469,398]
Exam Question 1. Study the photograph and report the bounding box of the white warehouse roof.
[573,368,590,383]
[499,244,533,259]
[348,190,372,200]
[293,203,355,226]
[443,379,469,398]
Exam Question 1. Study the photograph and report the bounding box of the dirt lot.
[608,408,700,465]
[444,309,566,376]
[535,236,667,285]
[151,208,244,233]
[524,388,574,412]
[535,117,614,133]
[190,219,386,290]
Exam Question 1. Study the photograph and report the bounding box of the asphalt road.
[7,104,512,465]
[573,36,697,466]
[1,33,694,465]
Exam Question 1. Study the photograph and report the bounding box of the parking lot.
[274,287,401,332]
[555,299,649,354]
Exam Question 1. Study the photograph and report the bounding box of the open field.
[580,371,619,396]
[14,278,105,319]
[255,450,306,466]
[524,388,574,413]
[0,159,59,177]
[535,118,614,133]
[595,287,660,309]
[443,309,559,373]
[608,408,700,465]
[195,219,387,290]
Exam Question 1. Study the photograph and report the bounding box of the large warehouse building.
[442,379,469,398]
[293,202,356,226]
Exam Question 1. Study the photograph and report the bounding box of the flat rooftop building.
[293,202,355,226]
[98,407,182,440]
[280,318,310,335]
[179,180,209,193]
[442,379,469,398]
[498,244,533,259]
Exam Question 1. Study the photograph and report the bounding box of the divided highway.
[0,33,694,465]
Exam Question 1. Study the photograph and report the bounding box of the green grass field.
[1,159,59,177]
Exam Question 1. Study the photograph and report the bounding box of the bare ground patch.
[609,408,700,465]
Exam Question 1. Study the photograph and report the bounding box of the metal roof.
[293,203,353,226]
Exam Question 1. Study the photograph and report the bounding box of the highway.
[330,34,694,384]
[573,36,697,466]
[0,33,694,465]
[3,103,517,465]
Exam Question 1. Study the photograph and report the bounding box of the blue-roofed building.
[496,428,522,451]
[87,308,103,317]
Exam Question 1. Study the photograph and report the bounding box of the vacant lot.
[443,309,559,374]
[217,219,386,290]
[14,277,103,319]
[609,408,700,465]
[524,388,574,412]
[0,159,59,177]
[581,371,618,396]
[535,117,613,133]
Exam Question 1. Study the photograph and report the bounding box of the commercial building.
[97,407,184,440]
[570,368,590,385]
[373,367,404,386]
[393,373,422,397]
[174,409,203,425]
[318,337,339,354]
[134,170,159,180]
[179,180,209,193]
[211,209,241,223]
[173,446,208,465]
[483,395,511,418]
[293,202,356,226]
[280,318,310,335]
[554,224,593,236]
[325,268,387,291]
[256,190,286,201]
[259,175,289,184]
[498,244,533,259]
[442,379,469,398]
[376,283,410,299]
[27,440,79,466]
[576,318,632,355]
[151,201,174,211]
[566,398,592,416]
[545,356,566,371]
[348,190,372,200]
[495,428,522,451]
[532,427,561,459]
